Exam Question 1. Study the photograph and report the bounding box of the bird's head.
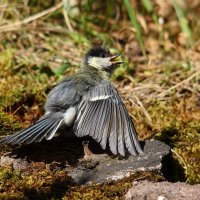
[82,46,123,77]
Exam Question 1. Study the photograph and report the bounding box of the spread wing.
[74,80,143,156]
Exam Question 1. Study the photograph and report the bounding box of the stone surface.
[125,180,200,200]
[0,138,170,185]
[0,153,29,170]
[68,140,170,184]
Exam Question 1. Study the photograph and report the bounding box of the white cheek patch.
[90,95,111,101]
[63,107,77,126]
[88,56,111,69]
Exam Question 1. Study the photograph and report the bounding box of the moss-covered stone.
[0,167,163,199]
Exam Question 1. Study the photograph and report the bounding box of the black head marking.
[85,46,111,59]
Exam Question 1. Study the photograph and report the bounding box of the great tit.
[0,46,143,156]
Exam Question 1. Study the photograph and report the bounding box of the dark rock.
[0,139,170,185]
[125,180,200,200]
[68,140,170,184]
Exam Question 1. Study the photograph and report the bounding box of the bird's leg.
[82,140,92,160]
[80,140,99,169]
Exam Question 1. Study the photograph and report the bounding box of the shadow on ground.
[7,136,109,166]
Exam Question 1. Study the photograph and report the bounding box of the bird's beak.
[109,54,123,65]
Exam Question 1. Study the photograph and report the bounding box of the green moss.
[0,166,71,199]
[0,167,22,182]
[0,111,21,136]
[0,48,15,76]
[0,167,163,199]
[64,171,163,199]
[148,99,200,184]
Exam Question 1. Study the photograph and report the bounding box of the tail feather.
[24,118,58,144]
[0,117,47,144]
[46,119,64,140]
[0,113,64,145]
[11,117,53,144]
[29,120,59,143]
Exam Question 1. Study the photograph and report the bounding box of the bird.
[0,46,143,157]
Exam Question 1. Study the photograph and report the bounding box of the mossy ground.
[0,1,200,199]
[0,166,163,200]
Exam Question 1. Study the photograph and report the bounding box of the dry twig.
[62,0,74,32]
[0,2,63,33]
[157,70,200,98]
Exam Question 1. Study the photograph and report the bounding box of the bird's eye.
[101,54,105,58]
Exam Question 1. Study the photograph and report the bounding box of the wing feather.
[108,102,118,155]
[77,101,100,136]
[74,100,87,131]
[92,100,106,140]
[86,101,101,137]
[95,100,107,142]
[117,105,125,156]
[74,80,143,156]
[99,100,111,149]
[123,109,137,155]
